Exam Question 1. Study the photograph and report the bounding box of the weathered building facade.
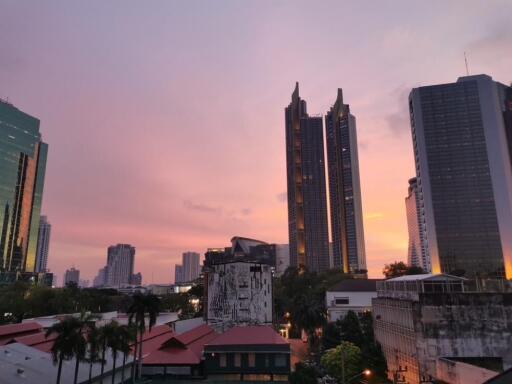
[373,274,512,384]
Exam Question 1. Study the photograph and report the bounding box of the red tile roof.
[143,324,217,366]
[0,322,42,346]
[205,326,288,346]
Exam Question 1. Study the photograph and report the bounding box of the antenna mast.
[464,52,470,76]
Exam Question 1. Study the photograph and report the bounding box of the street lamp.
[343,369,371,384]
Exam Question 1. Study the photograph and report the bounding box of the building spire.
[292,82,299,102]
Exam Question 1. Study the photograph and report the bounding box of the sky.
[1,0,511,285]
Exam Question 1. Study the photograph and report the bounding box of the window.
[219,353,227,367]
[234,353,241,367]
[275,354,287,367]
[248,353,256,367]
[335,297,349,305]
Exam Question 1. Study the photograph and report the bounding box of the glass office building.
[325,89,366,273]
[409,75,512,278]
[0,99,48,275]
[285,83,330,272]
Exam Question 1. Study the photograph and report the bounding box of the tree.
[321,341,362,384]
[102,322,133,384]
[127,293,160,379]
[46,316,86,384]
[339,311,364,347]
[291,291,326,353]
[85,323,102,384]
[383,261,424,278]
[322,322,342,351]
[290,362,318,384]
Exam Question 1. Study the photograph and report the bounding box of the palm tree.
[127,293,160,379]
[292,292,326,355]
[85,323,102,384]
[98,322,116,384]
[46,316,86,384]
[120,324,137,384]
[104,322,134,384]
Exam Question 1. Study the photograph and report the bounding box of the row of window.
[214,352,288,368]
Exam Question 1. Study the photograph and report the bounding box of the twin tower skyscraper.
[285,83,366,273]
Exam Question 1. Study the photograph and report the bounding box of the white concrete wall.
[436,358,498,384]
[325,290,376,322]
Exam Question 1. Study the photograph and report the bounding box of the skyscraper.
[0,99,48,275]
[174,264,184,284]
[405,178,429,271]
[182,251,200,281]
[35,215,51,272]
[409,74,512,278]
[106,244,135,286]
[285,83,330,272]
[64,267,80,286]
[325,89,366,273]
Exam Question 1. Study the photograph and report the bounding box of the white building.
[325,279,379,322]
[206,261,272,329]
[182,251,200,281]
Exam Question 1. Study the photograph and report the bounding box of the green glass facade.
[0,100,47,274]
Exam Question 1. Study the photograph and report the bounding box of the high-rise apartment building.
[0,100,48,275]
[64,267,80,286]
[93,266,108,287]
[409,74,512,278]
[285,83,330,272]
[106,244,135,287]
[174,264,184,284]
[35,215,51,272]
[405,178,429,271]
[325,89,366,273]
[182,251,200,282]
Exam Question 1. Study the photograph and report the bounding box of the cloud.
[183,200,221,214]
[240,208,252,216]
[384,85,412,136]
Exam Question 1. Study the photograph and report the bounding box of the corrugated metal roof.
[386,273,467,282]
[0,323,42,346]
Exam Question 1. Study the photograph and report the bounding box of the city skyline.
[1,1,511,282]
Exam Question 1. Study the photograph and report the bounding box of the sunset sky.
[1,0,511,284]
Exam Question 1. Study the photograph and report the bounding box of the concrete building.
[373,274,512,384]
[405,178,429,271]
[182,252,200,281]
[204,237,276,268]
[106,244,135,287]
[174,264,184,283]
[325,279,379,322]
[0,100,48,279]
[35,215,51,273]
[436,357,500,384]
[205,261,272,329]
[275,244,290,276]
[409,75,512,278]
[285,83,330,272]
[325,89,366,273]
[130,272,142,285]
[93,266,108,287]
[63,267,80,286]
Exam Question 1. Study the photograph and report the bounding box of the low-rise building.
[204,325,290,382]
[325,279,379,322]
[373,274,512,384]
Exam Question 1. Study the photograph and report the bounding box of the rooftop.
[385,273,466,282]
[0,322,42,346]
[328,279,380,292]
[205,325,288,347]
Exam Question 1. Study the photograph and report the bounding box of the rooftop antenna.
[464,52,470,76]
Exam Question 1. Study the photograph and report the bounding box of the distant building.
[106,244,135,287]
[35,215,51,273]
[325,89,366,273]
[0,100,48,276]
[205,261,272,329]
[405,177,429,271]
[285,83,330,272]
[130,272,142,286]
[64,267,80,286]
[175,264,184,283]
[409,75,512,278]
[78,279,89,288]
[182,252,200,281]
[325,279,379,322]
[275,244,290,276]
[93,266,108,287]
[373,274,512,384]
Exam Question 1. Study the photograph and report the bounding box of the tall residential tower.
[285,83,330,272]
[0,99,48,275]
[325,89,366,273]
[409,74,512,278]
[405,178,428,271]
[35,215,51,272]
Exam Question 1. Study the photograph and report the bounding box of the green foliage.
[321,341,362,383]
[339,311,364,347]
[0,284,128,325]
[382,261,425,278]
[290,362,318,384]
